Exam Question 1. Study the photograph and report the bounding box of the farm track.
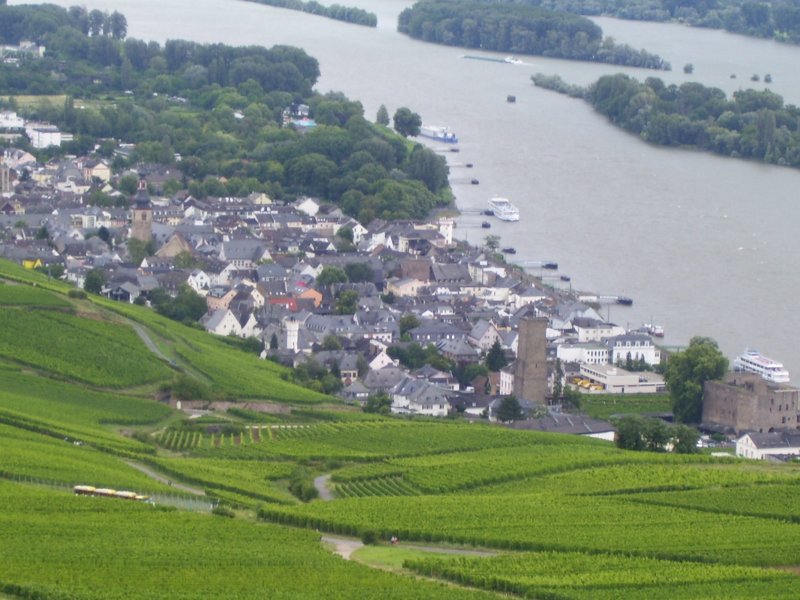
[314,474,334,501]
[124,460,205,496]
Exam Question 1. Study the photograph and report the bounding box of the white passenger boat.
[487,197,519,221]
[733,349,790,383]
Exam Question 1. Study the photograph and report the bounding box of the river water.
[13,0,800,377]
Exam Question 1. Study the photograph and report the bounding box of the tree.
[495,396,523,422]
[552,358,563,403]
[376,104,390,126]
[643,418,671,452]
[363,393,392,414]
[672,424,700,454]
[335,290,359,315]
[127,238,157,264]
[97,226,111,244]
[84,268,106,294]
[399,313,420,337]
[615,415,645,451]
[665,336,728,423]
[322,334,342,351]
[484,234,500,251]
[315,266,347,288]
[485,339,507,372]
[344,262,373,283]
[393,107,421,137]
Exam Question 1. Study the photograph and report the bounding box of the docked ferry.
[487,197,520,221]
[419,125,458,143]
[733,349,790,383]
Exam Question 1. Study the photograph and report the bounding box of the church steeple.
[130,175,153,242]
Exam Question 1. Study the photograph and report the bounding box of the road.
[313,474,334,501]
[125,460,205,496]
[130,322,170,362]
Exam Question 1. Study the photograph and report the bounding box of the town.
[2,118,797,461]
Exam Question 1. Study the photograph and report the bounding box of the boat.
[483,209,494,216]
[507,95,516,103]
[487,197,520,222]
[733,349,790,383]
[502,247,516,254]
[642,323,664,337]
[419,125,458,143]
[504,56,523,65]
[560,275,571,282]
[542,262,558,270]
[765,74,772,83]
[481,221,491,229]
[471,178,480,185]
[616,296,633,306]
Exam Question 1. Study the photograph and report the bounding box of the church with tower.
[130,177,153,243]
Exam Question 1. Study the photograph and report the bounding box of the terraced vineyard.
[0,282,71,307]
[0,483,501,600]
[405,551,800,599]
[0,308,171,387]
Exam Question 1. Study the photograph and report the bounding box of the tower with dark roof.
[131,176,152,242]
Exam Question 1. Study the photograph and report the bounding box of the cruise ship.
[487,197,520,221]
[418,125,458,143]
[733,349,790,383]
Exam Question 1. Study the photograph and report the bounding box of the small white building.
[736,431,800,460]
[25,122,61,148]
[573,320,626,343]
[557,342,609,365]
[579,364,666,394]
[607,333,661,367]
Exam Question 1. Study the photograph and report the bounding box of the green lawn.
[580,393,672,419]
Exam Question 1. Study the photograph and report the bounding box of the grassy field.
[580,392,673,419]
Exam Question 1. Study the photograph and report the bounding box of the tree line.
[534,72,800,168]
[516,0,800,45]
[398,0,670,70]
[0,5,451,222]
[244,0,377,27]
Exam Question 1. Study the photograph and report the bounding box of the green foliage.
[344,262,372,283]
[665,336,728,423]
[392,107,421,138]
[376,104,390,126]
[288,466,319,502]
[585,74,800,169]
[398,314,420,337]
[485,339,507,372]
[335,289,359,315]
[388,343,453,372]
[495,396,523,422]
[315,266,347,288]
[150,284,206,323]
[0,283,70,307]
[363,393,392,415]
[398,1,668,69]
[83,267,106,294]
[126,238,157,264]
[243,0,377,27]
[614,416,700,454]
[166,374,212,401]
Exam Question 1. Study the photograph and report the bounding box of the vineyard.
[405,551,800,599]
[2,259,800,597]
[0,482,501,600]
[0,283,71,307]
[0,308,172,387]
[259,491,800,565]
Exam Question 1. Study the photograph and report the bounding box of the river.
[11,0,800,377]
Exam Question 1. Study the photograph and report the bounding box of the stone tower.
[131,177,152,242]
[513,317,548,405]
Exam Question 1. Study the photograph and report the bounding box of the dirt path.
[125,460,205,496]
[321,535,364,559]
[320,535,496,561]
[314,474,334,501]
[130,323,170,362]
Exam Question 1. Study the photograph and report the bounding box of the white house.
[607,333,661,367]
[736,432,800,460]
[390,377,450,417]
[187,269,211,295]
[201,309,242,337]
[369,349,397,371]
[499,364,515,396]
[573,319,626,343]
[293,196,320,216]
[468,319,501,352]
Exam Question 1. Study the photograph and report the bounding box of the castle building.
[703,372,800,435]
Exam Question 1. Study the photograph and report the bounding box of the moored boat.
[733,349,790,383]
[419,125,458,143]
[487,197,520,221]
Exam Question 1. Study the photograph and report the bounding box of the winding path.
[314,474,334,501]
[130,322,170,362]
[125,460,205,496]
[320,535,496,562]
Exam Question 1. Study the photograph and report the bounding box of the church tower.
[131,176,153,242]
[513,317,548,405]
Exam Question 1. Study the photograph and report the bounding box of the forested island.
[398,0,670,70]
[243,0,377,27]
[516,0,800,45]
[0,5,448,222]
[533,73,800,167]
